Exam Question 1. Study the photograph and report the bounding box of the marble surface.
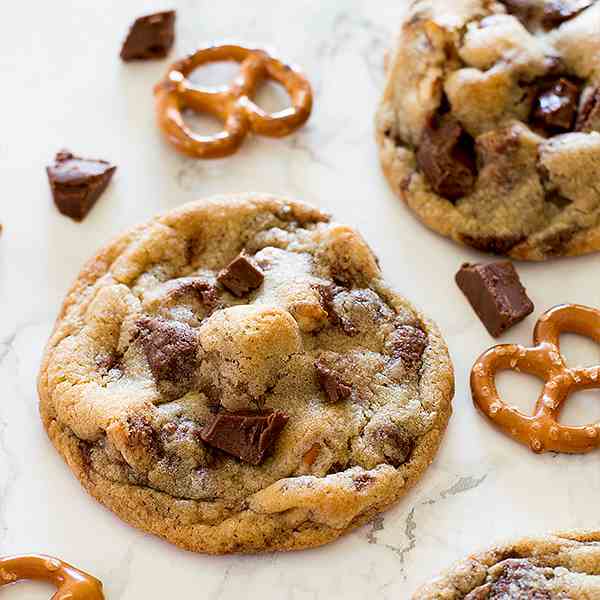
[2,1,600,598]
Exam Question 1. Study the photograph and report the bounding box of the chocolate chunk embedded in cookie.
[413,531,600,599]
[38,194,453,554]
[376,0,600,260]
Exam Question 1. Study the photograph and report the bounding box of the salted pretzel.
[471,304,600,454]
[154,43,313,158]
[0,554,104,599]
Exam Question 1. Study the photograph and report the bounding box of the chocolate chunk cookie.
[38,194,453,554]
[376,0,600,260]
[413,531,600,599]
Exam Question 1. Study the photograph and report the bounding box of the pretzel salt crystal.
[0,554,104,599]
[154,43,313,158]
[471,304,600,454]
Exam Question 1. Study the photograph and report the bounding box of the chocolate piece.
[455,262,534,337]
[137,316,197,397]
[200,410,289,465]
[120,11,175,61]
[168,278,218,308]
[532,78,579,132]
[217,253,264,297]
[377,425,413,467]
[576,88,600,132]
[460,233,524,255]
[314,284,358,335]
[315,358,352,403]
[46,151,116,221]
[416,114,477,201]
[541,0,593,27]
[465,559,553,600]
[388,325,427,367]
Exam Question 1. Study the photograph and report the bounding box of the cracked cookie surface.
[376,0,600,260]
[38,194,454,554]
[413,531,600,599]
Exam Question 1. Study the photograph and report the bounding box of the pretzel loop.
[471,304,600,454]
[154,43,313,158]
[0,554,104,599]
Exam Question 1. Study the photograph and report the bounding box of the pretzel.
[154,43,313,158]
[471,304,600,454]
[0,554,104,599]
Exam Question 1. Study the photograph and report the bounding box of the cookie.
[38,194,454,554]
[376,0,600,260]
[413,530,600,599]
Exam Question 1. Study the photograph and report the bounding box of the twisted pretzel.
[0,554,104,599]
[471,304,600,454]
[154,43,313,158]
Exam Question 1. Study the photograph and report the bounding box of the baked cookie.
[38,194,453,554]
[376,0,600,260]
[413,530,600,599]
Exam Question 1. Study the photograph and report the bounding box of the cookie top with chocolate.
[376,0,600,260]
[413,531,600,599]
[38,194,453,554]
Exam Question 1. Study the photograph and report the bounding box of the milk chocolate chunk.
[137,316,197,397]
[576,88,600,132]
[541,0,594,27]
[315,359,351,403]
[46,151,116,221]
[532,78,579,132]
[120,11,175,61]
[200,410,289,465]
[416,114,477,201]
[455,261,534,337]
[217,253,264,297]
[389,325,427,366]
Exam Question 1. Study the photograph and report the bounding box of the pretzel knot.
[471,304,600,454]
[154,43,313,158]
[0,554,104,599]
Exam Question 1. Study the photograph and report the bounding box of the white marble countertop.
[2,1,600,598]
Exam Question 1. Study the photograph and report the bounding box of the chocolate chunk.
[315,358,352,403]
[200,410,289,465]
[217,253,264,297]
[460,233,524,255]
[314,284,358,335]
[46,151,116,221]
[416,114,477,201]
[455,262,534,337]
[576,88,600,132]
[168,278,218,308]
[466,559,554,600]
[388,325,427,367]
[120,11,176,61]
[532,78,580,132]
[137,316,198,397]
[377,425,413,467]
[541,0,593,27]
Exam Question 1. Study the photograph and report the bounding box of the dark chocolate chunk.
[576,87,600,132]
[137,316,197,397]
[168,278,218,308]
[314,284,358,335]
[460,233,525,255]
[388,325,427,367]
[315,358,352,403]
[455,262,534,337]
[46,151,116,221]
[120,11,176,61]
[541,0,594,27]
[200,410,289,465]
[532,78,580,132]
[465,559,554,600]
[377,425,413,467]
[416,114,477,201]
[217,253,264,297]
